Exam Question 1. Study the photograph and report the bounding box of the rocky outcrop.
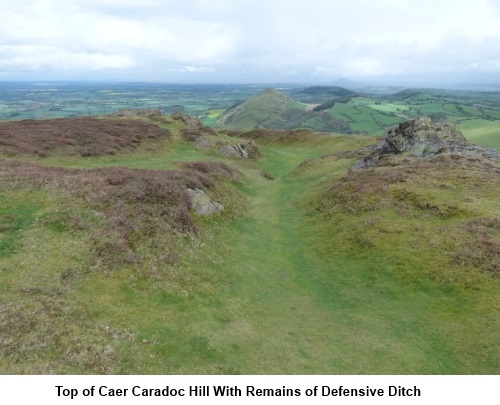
[173,113,261,158]
[383,117,467,156]
[194,136,211,149]
[217,140,260,159]
[115,108,163,117]
[353,117,500,169]
[170,112,203,126]
[187,188,224,215]
[181,126,217,149]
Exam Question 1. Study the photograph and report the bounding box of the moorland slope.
[0,114,498,374]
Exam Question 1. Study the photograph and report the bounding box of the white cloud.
[279,70,298,77]
[0,45,134,72]
[0,0,499,81]
[184,66,215,73]
[163,66,215,73]
[311,66,338,77]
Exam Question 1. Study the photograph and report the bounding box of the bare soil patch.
[305,104,320,112]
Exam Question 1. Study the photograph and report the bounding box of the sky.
[1,0,500,84]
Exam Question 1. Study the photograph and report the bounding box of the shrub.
[182,162,242,182]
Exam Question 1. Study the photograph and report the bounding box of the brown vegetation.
[0,117,172,157]
[0,290,120,373]
[182,161,242,182]
[0,158,229,268]
[170,112,202,126]
[0,155,241,372]
[454,218,500,276]
[321,155,500,215]
[181,126,217,142]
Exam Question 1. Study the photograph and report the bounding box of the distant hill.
[216,88,293,130]
[387,89,422,101]
[330,77,365,89]
[215,86,500,140]
[291,86,358,103]
[216,88,351,133]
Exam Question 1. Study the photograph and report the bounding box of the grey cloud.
[0,0,499,83]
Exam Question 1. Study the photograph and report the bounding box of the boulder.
[181,126,218,149]
[187,188,224,215]
[217,140,260,159]
[383,117,467,157]
[170,112,202,126]
[194,136,211,149]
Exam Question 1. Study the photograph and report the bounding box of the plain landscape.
[0,82,498,374]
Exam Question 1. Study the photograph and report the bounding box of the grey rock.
[383,117,467,158]
[170,112,202,126]
[352,117,500,169]
[194,136,211,149]
[187,188,224,215]
[217,139,260,159]
[115,108,162,117]
[217,143,245,158]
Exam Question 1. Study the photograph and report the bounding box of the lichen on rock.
[383,117,467,157]
[352,117,500,169]
[187,188,224,215]
[216,139,260,159]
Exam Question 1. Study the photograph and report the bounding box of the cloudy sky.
[1,0,500,83]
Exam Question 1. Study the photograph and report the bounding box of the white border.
[1,375,498,404]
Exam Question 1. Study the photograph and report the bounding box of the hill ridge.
[216,88,292,130]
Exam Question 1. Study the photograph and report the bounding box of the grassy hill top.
[291,85,358,103]
[0,113,498,374]
[216,88,294,130]
[216,88,352,133]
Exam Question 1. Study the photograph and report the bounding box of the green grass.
[457,119,500,149]
[24,122,243,170]
[218,89,291,130]
[201,109,225,127]
[366,101,410,114]
[414,102,450,116]
[293,154,500,373]
[331,102,401,134]
[38,139,217,170]
[407,94,443,102]
[443,103,463,116]
[332,103,361,124]
[285,101,307,110]
[113,140,496,374]
[208,87,500,137]
[0,202,39,257]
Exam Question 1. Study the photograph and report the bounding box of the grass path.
[169,148,362,373]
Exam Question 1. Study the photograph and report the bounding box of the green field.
[2,83,500,146]
[0,116,498,374]
[201,109,225,127]
[457,119,500,149]
[331,102,401,134]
